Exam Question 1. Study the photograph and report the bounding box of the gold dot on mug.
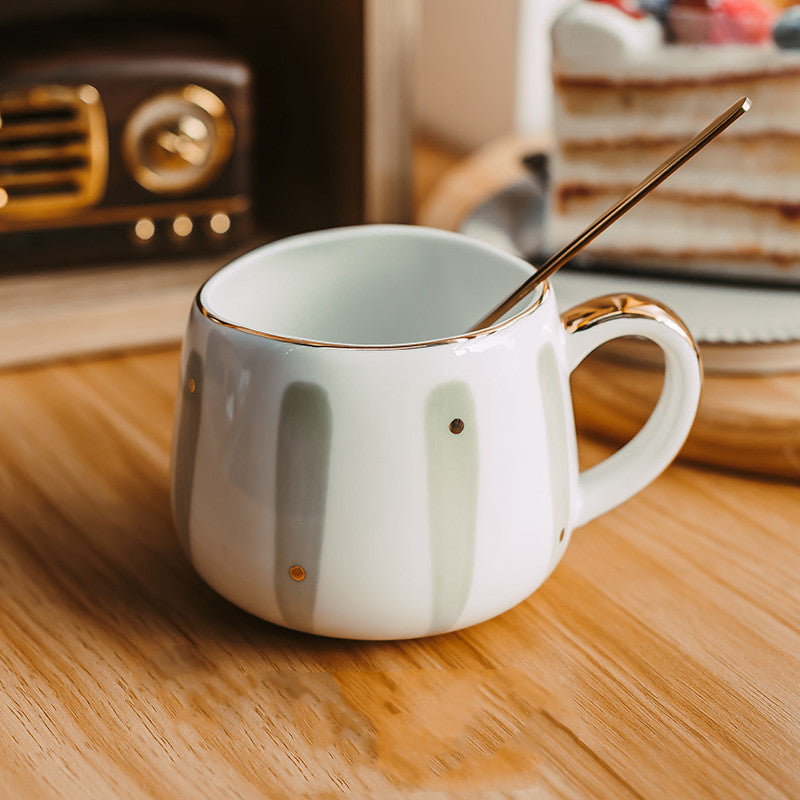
[449,418,465,434]
[188,378,196,394]
[559,528,565,542]
[289,565,306,582]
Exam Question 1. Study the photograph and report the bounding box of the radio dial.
[123,85,234,196]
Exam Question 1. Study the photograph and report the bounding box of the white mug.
[171,225,701,640]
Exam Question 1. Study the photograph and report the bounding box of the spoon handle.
[467,96,752,334]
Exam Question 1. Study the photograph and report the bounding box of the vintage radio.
[0,2,414,273]
[0,30,252,269]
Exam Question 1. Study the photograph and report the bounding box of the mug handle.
[562,294,702,528]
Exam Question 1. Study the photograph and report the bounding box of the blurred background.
[0,0,568,370]
[0,0,567,277]
[416,0,571,152]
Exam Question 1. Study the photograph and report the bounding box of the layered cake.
[548,0,800,283]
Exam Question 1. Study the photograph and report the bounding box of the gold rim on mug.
[195,279,550,351]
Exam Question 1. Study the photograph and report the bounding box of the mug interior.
[200,225,540,346]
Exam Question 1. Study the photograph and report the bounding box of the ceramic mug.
[171,225,701,640]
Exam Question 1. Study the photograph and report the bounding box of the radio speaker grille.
[0,85,108,223]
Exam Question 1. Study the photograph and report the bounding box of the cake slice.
[548,0,800,283]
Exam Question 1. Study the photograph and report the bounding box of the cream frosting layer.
[552,135,800,203]
[549,189,800,271]
[553,77,800,143]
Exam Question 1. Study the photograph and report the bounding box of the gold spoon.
[467,95,752,333]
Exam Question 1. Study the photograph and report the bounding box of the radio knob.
[122,85,234,196]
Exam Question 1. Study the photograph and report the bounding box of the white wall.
[414,0,574,151]
[414,0,519,152]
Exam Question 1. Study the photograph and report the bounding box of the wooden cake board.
[417,135,800,481]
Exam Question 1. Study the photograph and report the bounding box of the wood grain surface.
[0,259,222,371]
[572,348,800,481]
[0,347,798,799]
[416,136,800,481]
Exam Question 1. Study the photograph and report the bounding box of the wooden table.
[1,345,799,798]
[2,142,799,798]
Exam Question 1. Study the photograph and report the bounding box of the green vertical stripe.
[275,382,332,632]
[425,380,479,633]
[173,350,203,559]
[538,344,570,544]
